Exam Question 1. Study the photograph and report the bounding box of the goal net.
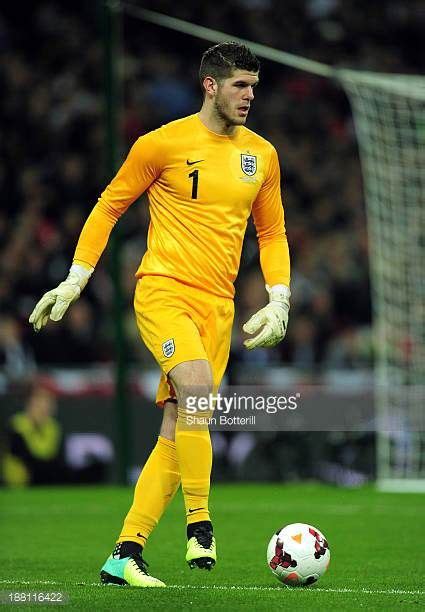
[339,71,425,491]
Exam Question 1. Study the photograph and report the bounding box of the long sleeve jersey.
[74,113,290,298]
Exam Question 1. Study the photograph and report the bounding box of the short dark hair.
[199,42,260,89]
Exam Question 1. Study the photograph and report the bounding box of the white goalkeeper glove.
[29,263,93,332]
[243,284,290,350]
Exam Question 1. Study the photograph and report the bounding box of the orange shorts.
[134,275,234,405]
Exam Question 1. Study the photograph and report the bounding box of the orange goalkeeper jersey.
[74,114,290,298]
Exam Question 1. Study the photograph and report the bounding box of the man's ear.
[203,76,218,97]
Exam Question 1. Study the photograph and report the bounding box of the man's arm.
[73,131,162,268]
[252,145,290,287]
[243,146,291,349]
[29,131,163,332]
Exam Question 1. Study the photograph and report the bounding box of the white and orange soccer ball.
[267,522,330,586]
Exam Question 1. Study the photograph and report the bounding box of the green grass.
[1,484,424,610]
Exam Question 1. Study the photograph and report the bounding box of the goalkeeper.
[29,42,290,587]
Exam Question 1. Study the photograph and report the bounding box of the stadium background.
[0,0,423,485]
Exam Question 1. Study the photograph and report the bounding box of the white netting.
[339,71,425,490]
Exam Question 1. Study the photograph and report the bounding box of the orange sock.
[175,408,212,525]
[117,436,180,545]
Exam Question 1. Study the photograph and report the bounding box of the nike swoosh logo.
[188,507,204,513]
[136,532,145,538]
[186,159,204,165]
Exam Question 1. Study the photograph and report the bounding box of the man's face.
[213,69,259,126]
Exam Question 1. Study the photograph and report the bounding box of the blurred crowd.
[1,379,113,486]
[1,0,423,384]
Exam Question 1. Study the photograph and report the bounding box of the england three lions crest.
[162,338,175,358]
[241,154,257,176]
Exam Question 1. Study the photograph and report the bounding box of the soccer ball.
[267,522,330,586]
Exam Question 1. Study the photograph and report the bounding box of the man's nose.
[245,87,255,100]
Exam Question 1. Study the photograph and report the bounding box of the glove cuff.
[266,284,291,308]
[68,263,94,291]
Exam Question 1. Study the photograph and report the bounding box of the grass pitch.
[1,483,424,610]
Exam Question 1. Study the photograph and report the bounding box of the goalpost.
[117,3,425,491]
[340,71,425,491]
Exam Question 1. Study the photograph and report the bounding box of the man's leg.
[168,360,216,570]
[118,402,180,545]
[100,403,180,587]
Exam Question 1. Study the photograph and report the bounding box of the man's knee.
[168,360,214,409]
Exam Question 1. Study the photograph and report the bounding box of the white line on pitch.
[0,580,424,596]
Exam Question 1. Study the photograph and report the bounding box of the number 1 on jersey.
[189,169,199,199]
